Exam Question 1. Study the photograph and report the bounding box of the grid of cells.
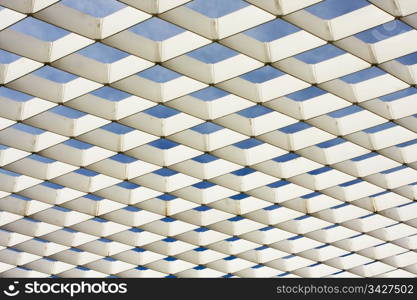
[0,0,417,278]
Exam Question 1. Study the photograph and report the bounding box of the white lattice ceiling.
[1,0,417,278]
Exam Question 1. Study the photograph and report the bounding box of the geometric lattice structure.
[1,0,417,278]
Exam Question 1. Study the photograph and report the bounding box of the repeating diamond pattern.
[1,0,417,278]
